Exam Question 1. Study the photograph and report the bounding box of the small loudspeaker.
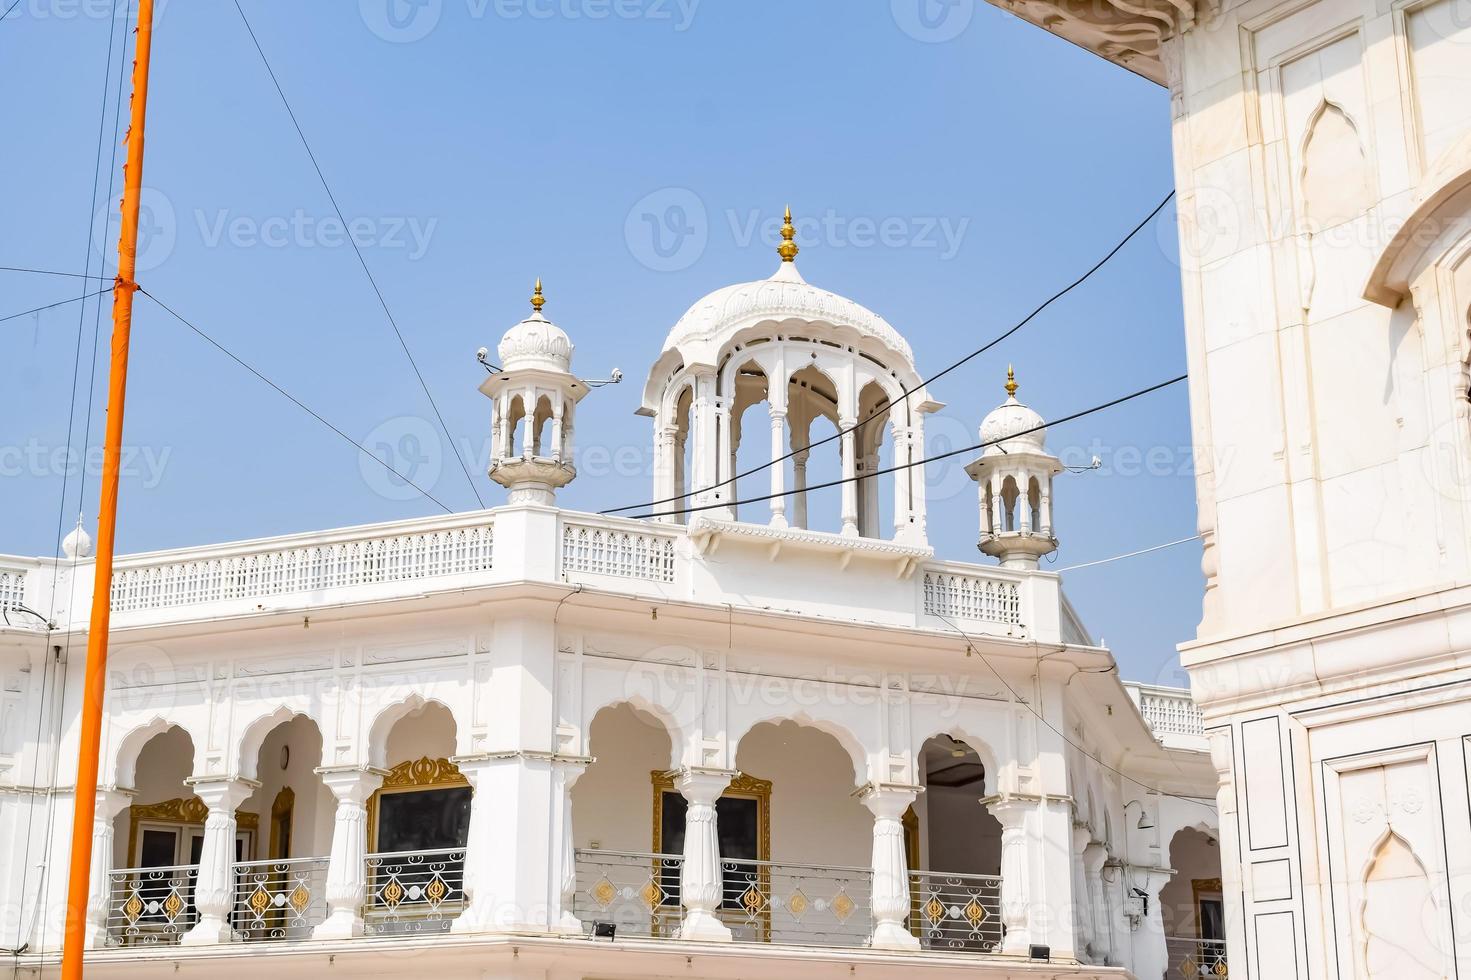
[1029,944,1051,961]
[592,921,617,940]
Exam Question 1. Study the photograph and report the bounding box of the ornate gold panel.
[366,756,468,850]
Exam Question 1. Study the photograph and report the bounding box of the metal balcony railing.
[105,864,200,947]
[1169,937,1229,978]
[230,856,330,941]
[720,857,874,947]
[572,848,684,937]
[908,869,1002,952]
[363,848,467,936]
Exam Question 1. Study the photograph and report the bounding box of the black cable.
[0,288,111,325]
[936,612,1216,814]
[0,0,22,23]
[0,266,110,280]
[601,189,1176,516]
[231,1,484,511]
[139,288,457,514]
[628,373,1188,521]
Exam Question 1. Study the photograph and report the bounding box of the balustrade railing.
[921,570,1021,625]
[231,857,329,941]
[105,864,200,947]
[110,521,494,613]
[1169,937,1229,978]
[561,522,678,583]
[720,858,873,947]
[363,848,466,936]
[908,869,1002,952]
[0,566,26,613]
[1131,684,1206,738]
[572,848,684,937]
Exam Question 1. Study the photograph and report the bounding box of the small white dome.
[661,261,915,369]
[498,310,573,373]
[62,521,93,560]
[979,369,1046,456]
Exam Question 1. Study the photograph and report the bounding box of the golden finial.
[777,205,799,263]
[530,278,545,313]
[1005,365,1018,397]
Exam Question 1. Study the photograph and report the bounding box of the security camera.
[476,347,489,361]
[610,367,623,382]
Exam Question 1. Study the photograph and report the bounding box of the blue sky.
[0,0,1198,684]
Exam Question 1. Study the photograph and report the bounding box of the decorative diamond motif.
[963,898,987,928]
[740,884,766,915]
[923,895,946,926]
[640,879,666,910]
[162,891,184,920]
[123,893,143,923]
[832,890,855,923]
[289,883,311,914]
[425,876,447,903]
[248,885,271,916]
[1212,960,1228,977]
[382,879,404,907]
[787,888,809,919]
[591,877,617,907]
[1180,957,1198,978]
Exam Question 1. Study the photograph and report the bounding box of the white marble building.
[0,230,1218,978]
[975,0,1471,974]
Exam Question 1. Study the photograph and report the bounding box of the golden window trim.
[366,756,468,852]
[126,797,260,866]
[649,770,772,861]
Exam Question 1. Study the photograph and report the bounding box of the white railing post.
[858,782,921,950]
[86,788,135,948]
[675,767,735,942]
[180,777,257,945]
[312,766,385,940]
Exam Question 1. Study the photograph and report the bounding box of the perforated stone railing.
[920,568,1022,626]
[561,520,678,584]
[1128,683,1205,738]
[0,565,27,613]
[110,518,494,613]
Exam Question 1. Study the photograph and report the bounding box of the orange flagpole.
[61,0,155,975]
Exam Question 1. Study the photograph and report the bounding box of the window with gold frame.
[366,757,471,854]
[128,797,258,869]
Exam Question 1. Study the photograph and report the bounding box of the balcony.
[1168,937,1229,978]
[1124,681,1207,750]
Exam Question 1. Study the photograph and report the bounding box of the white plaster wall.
[239,715,332,859]
[573,703,673,852]
[384,701,457,766]
[1158,827,1220,938]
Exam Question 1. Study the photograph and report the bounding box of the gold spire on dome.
[530,278,545,313]
[777,205,799,263]
[1005,365,1018,397]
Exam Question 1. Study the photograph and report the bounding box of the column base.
[179,915,233,946]
[555,912,585,935]
[450,902,493,935]
[678,909,733,942]
[1001,930,1031,956]
[870,921,921,950]
[768,514,789,529]
[311,908,366,941]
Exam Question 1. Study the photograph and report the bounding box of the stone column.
[1132,867,1175,980]
[908,412,927,539]
[180,777,257,946]
[85,788,135,948]
[450,755,498,933]
[675,767,735,941]
[673,432,688,521]
[792,448,809,529]
[1101,859,1130,969]
[551,756,591,933]
[1072,823,1093,957]
[1083,841,1111,964]
[768,408,788,528]
[988,797,1032,954]
[859,783,921,950]
[839,418,859,537]
[890,419,911,537]
[312,766,385,940]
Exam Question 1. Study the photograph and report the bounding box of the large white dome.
[660,261,915,369]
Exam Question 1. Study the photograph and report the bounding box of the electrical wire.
[627,373,1188,521]
[0,288,111,325]
[936,612,1216,813]
[0,266,111,280]
[231,0,484,511]
[0,0,22,23]
[138,288,457,514]
[1056,534,1202,573]
[601,189,1176,517]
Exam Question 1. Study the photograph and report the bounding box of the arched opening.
[532,394,555,457]
[234,715,329,940]
[728,361,771,523]
[674,384,694,524]
[856,380,894,539]
[365,701,466,935]
[912,734,1003,951]
[1000,476,1020,532]
[1027,476,1042,532]
[571,703,680,936]
[1161,827,1225,978]
[788,365,843,535]
[731,720,869,945]
[504,394,527,458]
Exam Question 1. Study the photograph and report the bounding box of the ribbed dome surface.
[498,311,573,372]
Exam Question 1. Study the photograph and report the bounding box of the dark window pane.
[376,787,472,853]
[1199,898,1225,941]
[659,790,761,909]
[139,829,178,868]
